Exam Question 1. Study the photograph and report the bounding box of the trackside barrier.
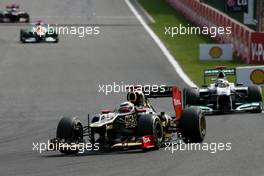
[166,0,264,64]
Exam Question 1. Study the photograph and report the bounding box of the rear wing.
[203,67,236,84]
[127,85,183,120]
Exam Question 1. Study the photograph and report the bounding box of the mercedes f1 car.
[48,86,206,154]
[0,4,29,23]
[20,21,59,43]
[184,67,263,114]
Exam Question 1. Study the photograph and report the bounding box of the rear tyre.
[0,13,3,22]
[24,14,30,23]
[54,38,59,43]
[180,107,206,143]
[56,117,83,154]
[19,13,30,23]
[247,85,263,113]
[20,30,25,43]
[2,15,10,22]
[184,88,200,107]
[137,114,163,149]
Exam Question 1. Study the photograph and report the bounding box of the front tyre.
[137,114,163,149]
[20,30,25,43]
[180,107,206,143]
[56,116,83,154]
[247,85,263,113]
[183,87,200,107]
[24,13,30,23]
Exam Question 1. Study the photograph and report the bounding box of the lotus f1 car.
[0,4,29,23]
[48,86,206,154]
[20,21,59,43]
[184,67,263,114]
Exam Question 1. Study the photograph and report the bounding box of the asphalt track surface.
[0,0,263,176]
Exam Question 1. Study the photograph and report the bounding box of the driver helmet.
[8,4,18,11]
[35,20,44,26]
[118,101,135,113]
[215,79,229,87]
[127,91,146,107]
[11,7,17,11]
[217,71,226,79]
[215,78,224,86]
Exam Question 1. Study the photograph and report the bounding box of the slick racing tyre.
[56,117,83,154]
[180,107,206,143]
[184,88,200,107]
[137,114,163,149]
[18,13,30,23]
[20,30,25,43]
[0,13,3,22]
[23,13,30,23]
[247,85,263,113]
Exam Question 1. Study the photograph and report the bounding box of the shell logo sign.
[237,66,264,86]
[250,69,264,85]
[209,47,223,59]
[200,44,232,61]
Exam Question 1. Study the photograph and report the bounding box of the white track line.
[125,0,197,87]
[133,0,155,23]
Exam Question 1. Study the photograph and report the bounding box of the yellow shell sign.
[209,47,223,59]
[250,69,264,84]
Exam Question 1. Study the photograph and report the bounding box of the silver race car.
[20,21,59,43]
[184,67,263,114]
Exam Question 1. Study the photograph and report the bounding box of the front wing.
[189,102,263,114]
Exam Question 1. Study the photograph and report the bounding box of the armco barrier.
[166,0,264,64]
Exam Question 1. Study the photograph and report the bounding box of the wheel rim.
[154,120,163,142]
[199,114,206,138]
[72,123,83,142]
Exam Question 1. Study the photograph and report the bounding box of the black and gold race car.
[48,86,206,154]
[0,4,29,23]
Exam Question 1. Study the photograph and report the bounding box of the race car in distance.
[48,86,206,154]
[0,4,29,23]
[184,66,263,114]
[20,21,59,43]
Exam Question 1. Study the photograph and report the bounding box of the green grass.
[138,0,263,99]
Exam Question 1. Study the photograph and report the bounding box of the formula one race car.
[0,4,29,23]
[48,86,206,154]
[184,67,263,114]
[20,21,59,43]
